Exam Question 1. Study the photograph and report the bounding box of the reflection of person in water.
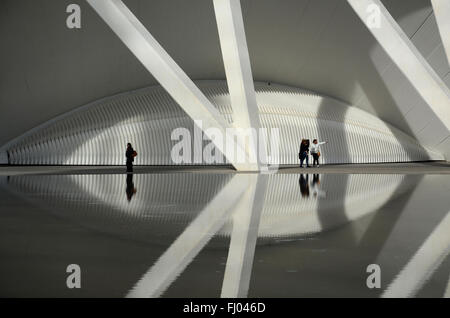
[126,174,137,202]
[311,174,326,198]
[299,174,310,197]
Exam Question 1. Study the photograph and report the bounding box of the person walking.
[126,143,137,172]
[310,139,328,167]
[299,139,310,168]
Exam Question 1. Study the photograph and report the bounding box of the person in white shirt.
[310,139,328,167]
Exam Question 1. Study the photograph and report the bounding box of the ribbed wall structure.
[1,173,418,241]
[3,81,442,165]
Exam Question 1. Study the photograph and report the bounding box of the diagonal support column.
[221,174,268,298]
[347,0,450,158]
[213,0,266,171]
[86,0,253,171]
[126,175,250,298]
[431,0,450,66]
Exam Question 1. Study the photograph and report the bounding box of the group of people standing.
[299,139,328,168]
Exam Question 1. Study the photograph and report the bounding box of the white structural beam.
[431,0,450,66]
[347,0,450,158]
[86,0,253,171]
[126,175,249,298]
[382,212,450,298]
[213,0,265,171]
[221,175,267,298]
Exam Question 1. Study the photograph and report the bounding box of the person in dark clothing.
[299,139,310,168]
[126,143,137,172]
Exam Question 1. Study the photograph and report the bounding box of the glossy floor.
[0,172,449,297]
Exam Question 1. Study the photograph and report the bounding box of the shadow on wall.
[349,0,433,160]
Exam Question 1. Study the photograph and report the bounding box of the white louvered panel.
[4,80,442,165]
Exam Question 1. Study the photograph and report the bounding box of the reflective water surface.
[0,173,449,297]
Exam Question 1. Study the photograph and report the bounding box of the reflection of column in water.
[2,173,411,241]
[445,275,450,298]
[0,176,8,187]
[1,173,234,246]
[311,174,326,198]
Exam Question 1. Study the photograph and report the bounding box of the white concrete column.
[431,0,450,66]
[86,0,253,170]
[213,0,266,171]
